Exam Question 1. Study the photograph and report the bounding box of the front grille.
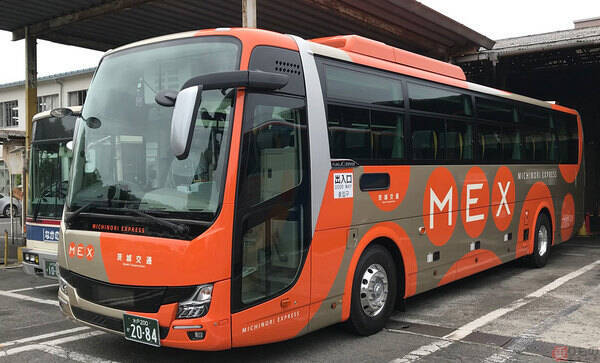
[71,307,170,339]
[72,306,123,333]
[60,267,196,313]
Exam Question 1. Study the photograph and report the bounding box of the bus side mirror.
[170,85,202,160]
[169,70,288,160]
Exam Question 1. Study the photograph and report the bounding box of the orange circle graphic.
[560,193,575,241]
[423,167,458,246]
[461,167,489,238]
[68,242,76,258]
[86,244,95,261]
[491,166,515,231]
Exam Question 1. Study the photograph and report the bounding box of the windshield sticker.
[92,223,145,234]
[333,173,353,199]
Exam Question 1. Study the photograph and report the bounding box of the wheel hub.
[359,263,389,317]
[538,225,548,256]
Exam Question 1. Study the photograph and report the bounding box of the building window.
[37,94,59,112]
[68,90,87,106]
[0,100,19,127]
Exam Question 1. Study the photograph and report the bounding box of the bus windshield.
[67,37,240,221]
[28,115,77,219]
[29,142,73,219]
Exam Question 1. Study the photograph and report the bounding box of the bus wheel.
[3,204,16,217]
[530,213,551,268]
[346,245,397,336]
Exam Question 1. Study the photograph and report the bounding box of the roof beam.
[301,0,449,58]
[386,0,495,50]
[12,0,155,41]
[41,32,116,52]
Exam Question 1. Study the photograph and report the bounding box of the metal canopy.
[454,25,600,84]
[0,0,493,59]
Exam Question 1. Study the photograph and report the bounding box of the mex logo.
[423,166,514,246]
[68,242,95,261]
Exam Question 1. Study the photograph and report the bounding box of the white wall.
[0,86,26,130]
[0,71,94,132]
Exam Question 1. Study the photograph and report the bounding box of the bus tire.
[3,204,16,217]
[530,213,551,268]
[346,245,397,336]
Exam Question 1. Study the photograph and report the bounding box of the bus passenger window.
[324,65,403,108]
[372,111,404,160]
[408,83,472,116]
[479,125,502,162]
[327,105,370,160]
[476,97,516,123]
[445,119,473,161]
[520,128,537,161]
[411,116,444,160]
[555,112,579,164]
[502,127,521,161]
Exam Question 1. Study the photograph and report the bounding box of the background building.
[455,18,600,216]
[0,68,93,194]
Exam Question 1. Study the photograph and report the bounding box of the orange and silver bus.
[23,107,79,279]
[57,28,583,350]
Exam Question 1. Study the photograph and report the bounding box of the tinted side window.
[476,97,516,123]
[325,65,403,107]
[408,83,472,116]
[555,112,579,164]
[446,119,473,161]
[521,107,550,129]
[327,105,370,160]
[372,111,404,160]
[479,125,503,162]
[502,126,521,161]
[411,116,445,160]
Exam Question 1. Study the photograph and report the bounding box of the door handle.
[281,298,291,308]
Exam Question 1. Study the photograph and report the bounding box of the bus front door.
[230,94,311,347]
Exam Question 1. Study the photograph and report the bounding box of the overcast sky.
[1,1,600,84]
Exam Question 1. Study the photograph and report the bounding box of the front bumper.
[22,248,58,280]
[57,272,231,350]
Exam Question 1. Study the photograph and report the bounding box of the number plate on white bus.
[123,314,160,347]
[45,261,57,278]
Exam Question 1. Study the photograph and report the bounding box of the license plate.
[45,261,57,277]
[123,314,161,347]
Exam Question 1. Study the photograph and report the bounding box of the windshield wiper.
[64,201,97,224]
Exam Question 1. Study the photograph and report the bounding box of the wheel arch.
[341,222,417,321]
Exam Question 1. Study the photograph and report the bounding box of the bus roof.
[32,106,82,122]
[103,28,577,116]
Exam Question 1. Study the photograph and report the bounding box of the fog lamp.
[187,331,206,340]
[176,284,213,319]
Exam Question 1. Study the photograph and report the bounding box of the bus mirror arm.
[168,71,289,160]
[156,70,289,108]
[180,70,289,92]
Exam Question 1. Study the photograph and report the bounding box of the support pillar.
[24,29,37,232]
[242,0,257,28]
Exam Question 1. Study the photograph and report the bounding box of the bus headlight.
[24,253,39,265]
[58,274,69,294]
[176,284,213,319]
